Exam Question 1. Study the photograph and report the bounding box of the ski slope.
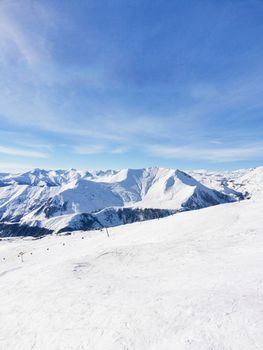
[1,197,263,349]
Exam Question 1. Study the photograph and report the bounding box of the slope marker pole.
[105,227,109,238]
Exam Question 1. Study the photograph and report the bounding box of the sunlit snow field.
[1,197,263,349]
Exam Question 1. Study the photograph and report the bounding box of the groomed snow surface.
[1,197,263,350]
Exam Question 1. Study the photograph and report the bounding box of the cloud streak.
[147,144,263,163]
[73,144,128,155]
[0,0,54,65]
[0,146,49,158]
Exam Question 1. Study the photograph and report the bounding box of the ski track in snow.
[0,198,263,349]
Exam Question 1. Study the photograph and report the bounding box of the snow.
[1,196,263,349]
[0,168,236,233]
[190,166,263,199]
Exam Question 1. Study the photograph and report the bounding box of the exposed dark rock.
[0,223,53,238]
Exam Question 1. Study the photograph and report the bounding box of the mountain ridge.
[1,166,262,236]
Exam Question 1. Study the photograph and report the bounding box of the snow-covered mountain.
[190,166,263,199]
[1,168,263,348]
[1,165,262,236]
[1,195,263,349]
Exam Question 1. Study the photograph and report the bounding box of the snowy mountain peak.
[0,166,262,236]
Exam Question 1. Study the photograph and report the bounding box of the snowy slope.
[133,168,232,209]
[28,207,173,234]
[190,166,263,199]
[232,166,263,198]
[1,197,263,349]
[0,168,236,235]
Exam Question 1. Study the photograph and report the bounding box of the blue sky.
[0,0,263,172]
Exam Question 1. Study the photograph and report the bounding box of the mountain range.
[0,166,262,236]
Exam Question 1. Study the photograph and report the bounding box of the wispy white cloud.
[111,146,129,154]
[0,145,49,158]
[0,162,39,174]
[0,130,53,151]
[73,144,106,155]
[147,143,263,163]
[190,75,263,112]
[73,144,128,155]
[0,1,54,65]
